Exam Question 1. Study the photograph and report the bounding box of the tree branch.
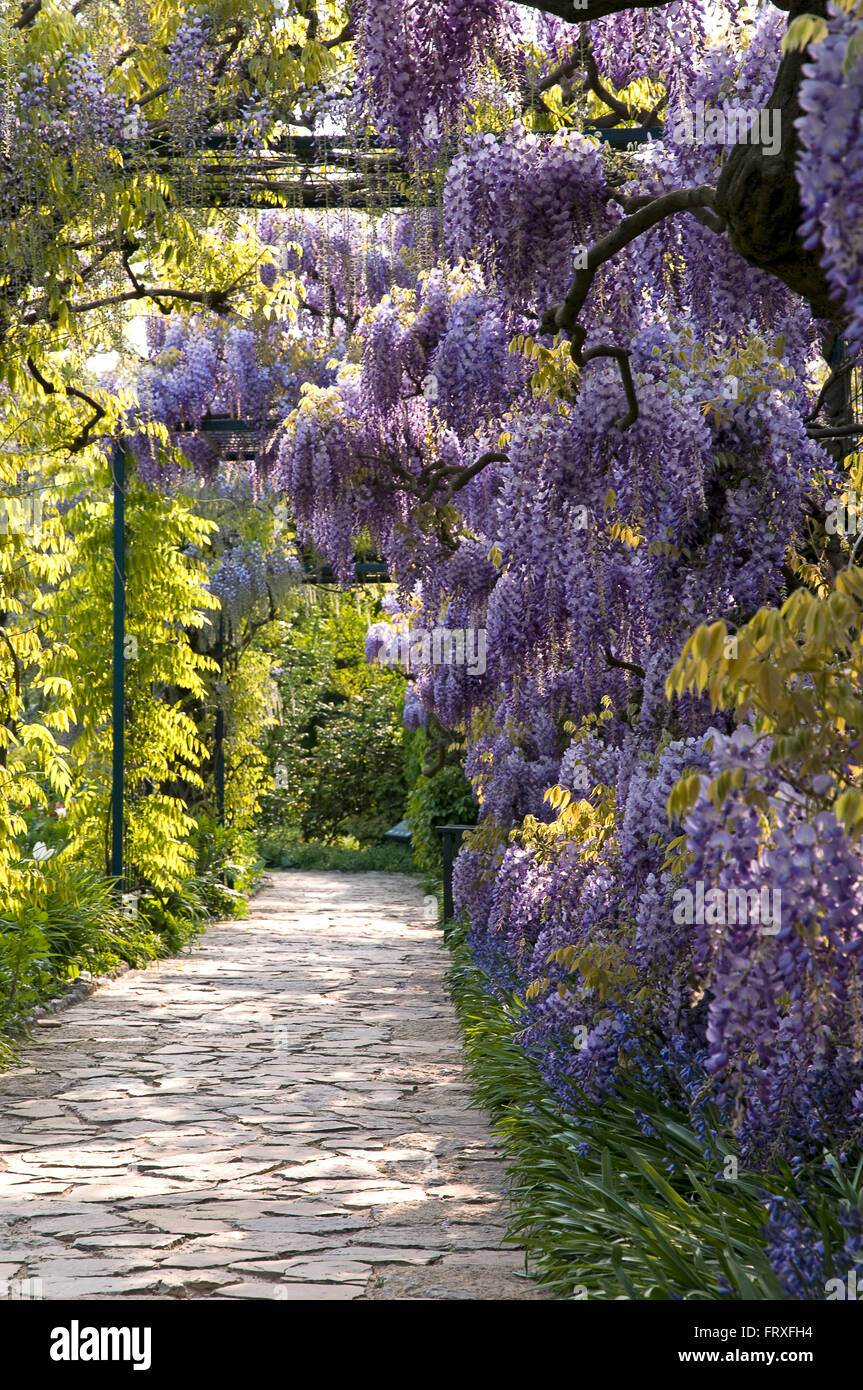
[26,357,107,454]
[687,205,728,236]
[0,627,22,707]
[806,424,863,441]
[583,48,638,124]
[419,451,508,504]
[355,446,508,506]
[134,83,171,110]
[322,20,354,48]
[215,25,247,74]
[13,1,41,28]
[109,46,139,73]
[805,355,860,425]
[544,185,719,339]
[532,55,581,102]
[605,646,646,679]
[119,239,147,298]
[581,342,639,431]
[22,283,239,325]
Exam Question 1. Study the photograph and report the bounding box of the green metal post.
[110,441,125,887]
[441,830,455,922]
[215,609,225,826]
[435,824,474,922]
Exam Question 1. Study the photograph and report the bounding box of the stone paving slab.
[0,871,551,1300]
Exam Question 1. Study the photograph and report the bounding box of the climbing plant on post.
[47,440,219,893]
[110,439,125,889]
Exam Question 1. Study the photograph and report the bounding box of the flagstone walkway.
[0,871,549,1300]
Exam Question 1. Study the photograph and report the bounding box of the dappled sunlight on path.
[0,872,549,1300]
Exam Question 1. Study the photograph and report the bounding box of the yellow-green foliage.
[221,644,279,828]
[0,456,74,914]
[666,561,863,836]
[47,447,218,890]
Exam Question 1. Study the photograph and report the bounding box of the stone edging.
[17,874,275,1031]
[27,962,132,1024]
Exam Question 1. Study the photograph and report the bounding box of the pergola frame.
[106,119,861,892]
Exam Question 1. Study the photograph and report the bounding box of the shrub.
[190,814,263,917]
[257,827,415,873]
[259,590,408,842]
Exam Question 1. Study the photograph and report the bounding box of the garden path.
[0,871,549,1300]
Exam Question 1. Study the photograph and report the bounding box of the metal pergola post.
[215,609,225,827]
[110,440,126,888]
[435,824,475,922]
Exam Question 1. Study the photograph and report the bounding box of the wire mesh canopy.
[122,132,435,211]
[119,125,666,210]
[173,414,282,461]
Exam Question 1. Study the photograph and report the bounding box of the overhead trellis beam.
[172,183,429,211]
[116,126,660,212]
[120,130,433,211]
[140,133,403,157]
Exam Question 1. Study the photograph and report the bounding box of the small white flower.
[32,842,55,862]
